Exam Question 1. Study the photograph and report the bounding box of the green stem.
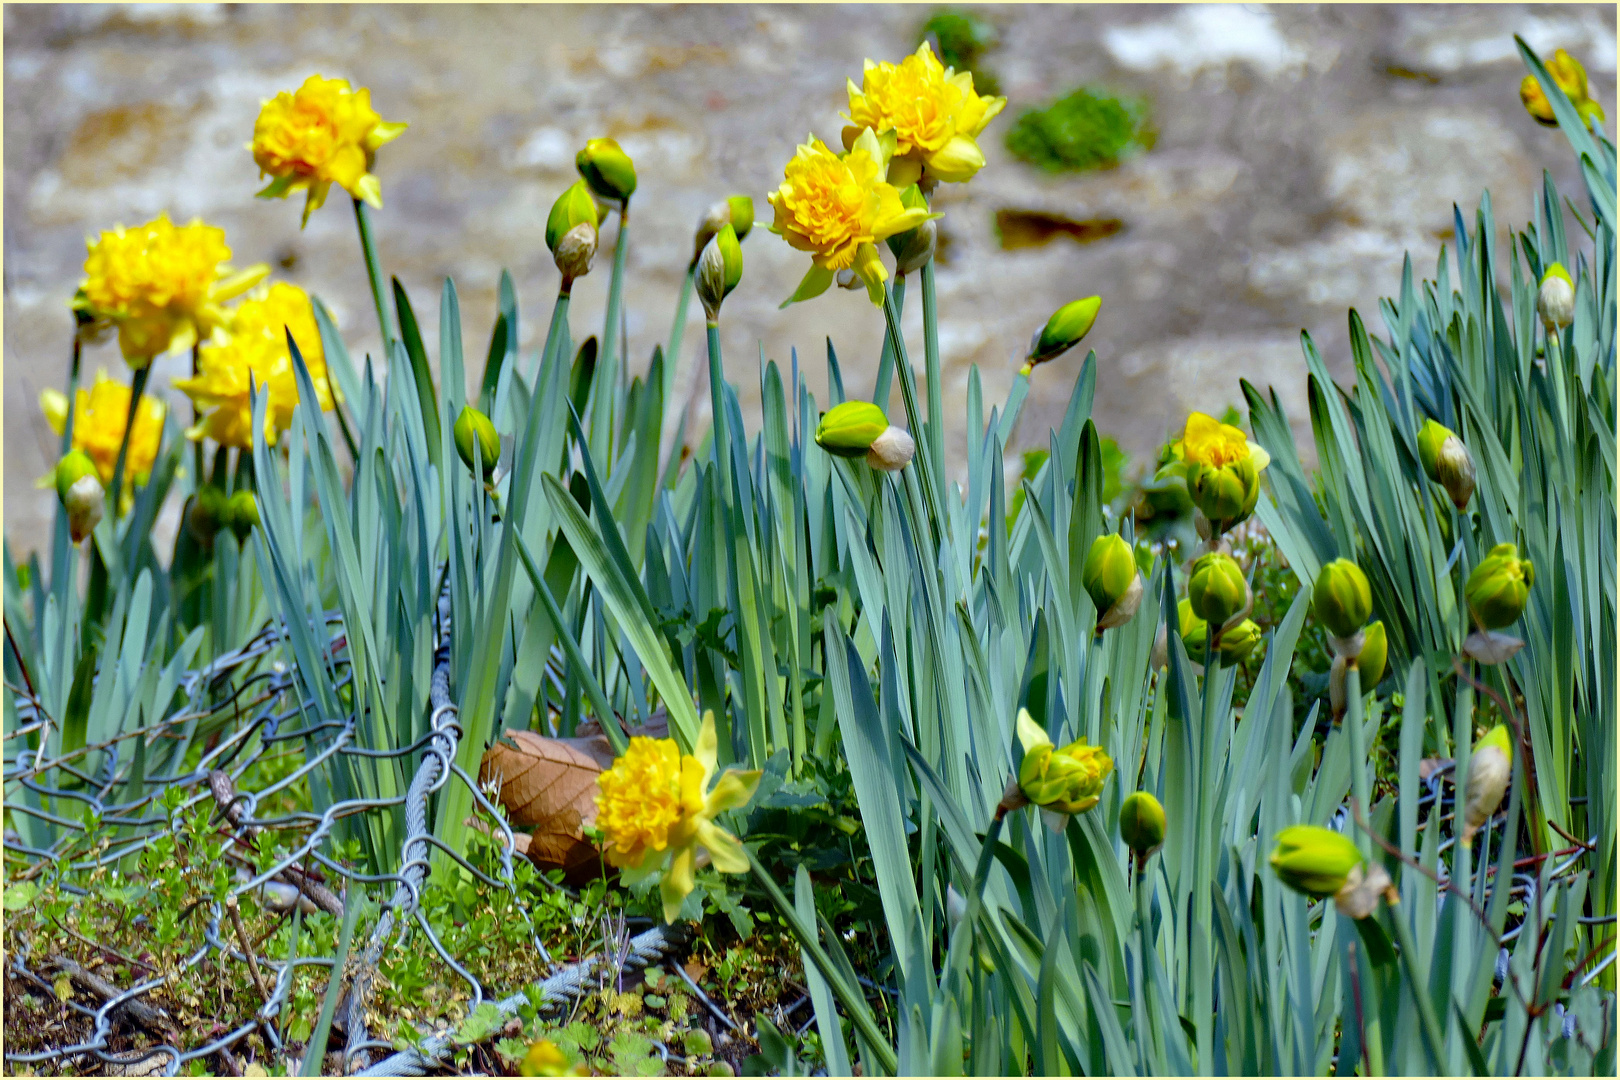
[872,274,906,411]
[61,328,83,454]
[1135,856,1157,1071]
[1191,639,1220,1074]
[1343,664,1387,1075]
[353,198,395,349]
[107,366,151,522]
[920,261,945,503]
[593,204,631,466]
[191,344,205,492]
[706,321,731,496]
[879,287,946,545]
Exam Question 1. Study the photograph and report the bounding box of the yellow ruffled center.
[1178,412,1252,469]
[595,736,691,867]
[40,371,166,487]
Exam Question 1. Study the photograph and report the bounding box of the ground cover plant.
[3,34,1614,1079]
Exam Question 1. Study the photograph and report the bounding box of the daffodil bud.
[1023,297,1101,374]
[1465,543,1533,631]
[1350,619,1386,692]
[186,484,227,547]
[886,184,937,274]
[1269,824,1363,899]
[1333,862,1395,920]
[55,451,104,544]
[554,222,598,283]
[865,426,916,471]
[945,885,967,933]
[693,196,754,264]
[1218,618,1263,665]
[1015,709,1113,816]
[815,401,889,458]
[576,137,637,204]
[1312,559,1372,639]
[454,405,501,479]
[1461,725,1513,847]
[546,180,604,253]
[1187,552,1248,628]
[1538,263,1576,329]
[225,490,260,544]
[1083,533,1143,631]
[1118,791,1166,859]
[696,224,744,321]
[1417,418,1476,512]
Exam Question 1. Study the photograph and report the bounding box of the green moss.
[919,9,1001,95]
[1005,86,1155,173]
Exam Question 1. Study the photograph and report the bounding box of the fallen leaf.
[480,730,615,833]
[683,959,708,983]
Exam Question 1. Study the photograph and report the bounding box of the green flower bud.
[1312,559,1372,639]
[1218,618,1263,665]
[1538,263,1575,329]
[225,490,260,544]
[1357,620,1387,690]
[576,137,637,203]
[1269,824,1364,898]
[1465,543,1533,631]
[1014,710,1113,816]
[1083,533,1143,631]
[187,484,227,547]
[887,185,938,274]
[546,180,605,254]
[1187,553,1248,628]
[1186,453,1260,528]
[1416,419,1475,511]
[55,451,104,544]
[1024,297,1101,373]
[1416,419,1454,481]
[1461,725,1513,847]
[1177,597,1208,645]
[865,426,916,472]
[815,401,889,458]
[696,224,744,321]
[693,196,755,264]
[1118,791,1166,858]
[454,405,501,480]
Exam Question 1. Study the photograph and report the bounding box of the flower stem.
[106,365,151,522]
[61,324,83,454]
[920,261,945,501]
[872,274,906,411]
[1342,664,1386,1074]
[593,204,631,466]
[191,343,205,491]
[352,198,394,350]
[879,286,945,544]
[1190,639,1220,1074]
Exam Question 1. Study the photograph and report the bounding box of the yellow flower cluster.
[78,214,267,368]
[843,42,1006,187]
[769,130,935,306]
[1520,49,1606,128]
[173,283,333,449]
[40,371,166,488]
[595,713,760,924]
[252,74,407,224]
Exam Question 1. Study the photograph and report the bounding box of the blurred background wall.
[5,3,1614,556]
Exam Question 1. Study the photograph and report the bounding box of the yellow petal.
[886,156,923,190]
[695,710,719,779]
[696,821,749,874]
[926,134,986,183]
[211,264,271,304]
[40,390,68,435]
[1016,708,1052,753]
[660,845,697,923]
[367,119,408,151]
[1247,441,1271,472]
[705,769,761,815]
[854,243,888,305]
[355,173,384,210]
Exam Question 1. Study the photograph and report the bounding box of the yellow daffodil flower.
[1168,411,1271,530]
[172,283,333,449]
[769,128,936,307]
[77,214,267,369]
[595,712,761,924]
[39,370,166,492]
[252,74,407,225]
[843,42,1006,187]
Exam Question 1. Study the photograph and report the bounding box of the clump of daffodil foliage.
[5,36,1612,1080]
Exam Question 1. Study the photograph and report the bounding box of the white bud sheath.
[1333,862,1393,920]
[1538,274,1575,329]
[835,268,863,291]
[945,885,967,933]
[1435,435,1477,511]
[865,426,916,471]
[1461,743,1511,846]
[693,201,730,264]
[696,234,729,321]
[892,218,937,275]
[1462,629,1526,665]
[65,475,105,543]
[554,222,598,282]
[1095,572,1144,630]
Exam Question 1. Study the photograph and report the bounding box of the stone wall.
[5,3,1613,555]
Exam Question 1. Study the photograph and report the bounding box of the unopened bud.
[1312,559,1371,639]
[815,401,888,458]
[1083,533,1143,631]
[1118,791,1166,859]
[886,184,937,274]
[1538,263,1576,329]
[1217,618,1263,665]
[1357,620,1387,690]
[55,451,104,544]
[1187,552,1248,628]
[225,490,259,544]
[1465,543,1533,631]
[546,180,605,255]
[696,224,743,321]
[1461,725,1513,847]
[1269,824,1363,899]
[554,222,598,282]
[576,137,637,204]
[1015,709,1113,817]
[865,426,916,472]
[1024,296,1101,374]
[455,405,501,480]
[1417,419,1477,511]
[693,196,754,265]
[187,485,227,547]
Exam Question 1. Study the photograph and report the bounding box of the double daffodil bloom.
[595,712,761,924]
[173,283,332,449]
[77,214,267,368]
[769,128,937,306]
[843,42,1006,187]
[1520,49,1605,128]
[1014,709,1113,829]
[40,370,166,489]
[1167,412,1271,531]
[252,75,407,225]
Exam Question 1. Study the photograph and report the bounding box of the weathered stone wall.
[5,3,1613,555]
